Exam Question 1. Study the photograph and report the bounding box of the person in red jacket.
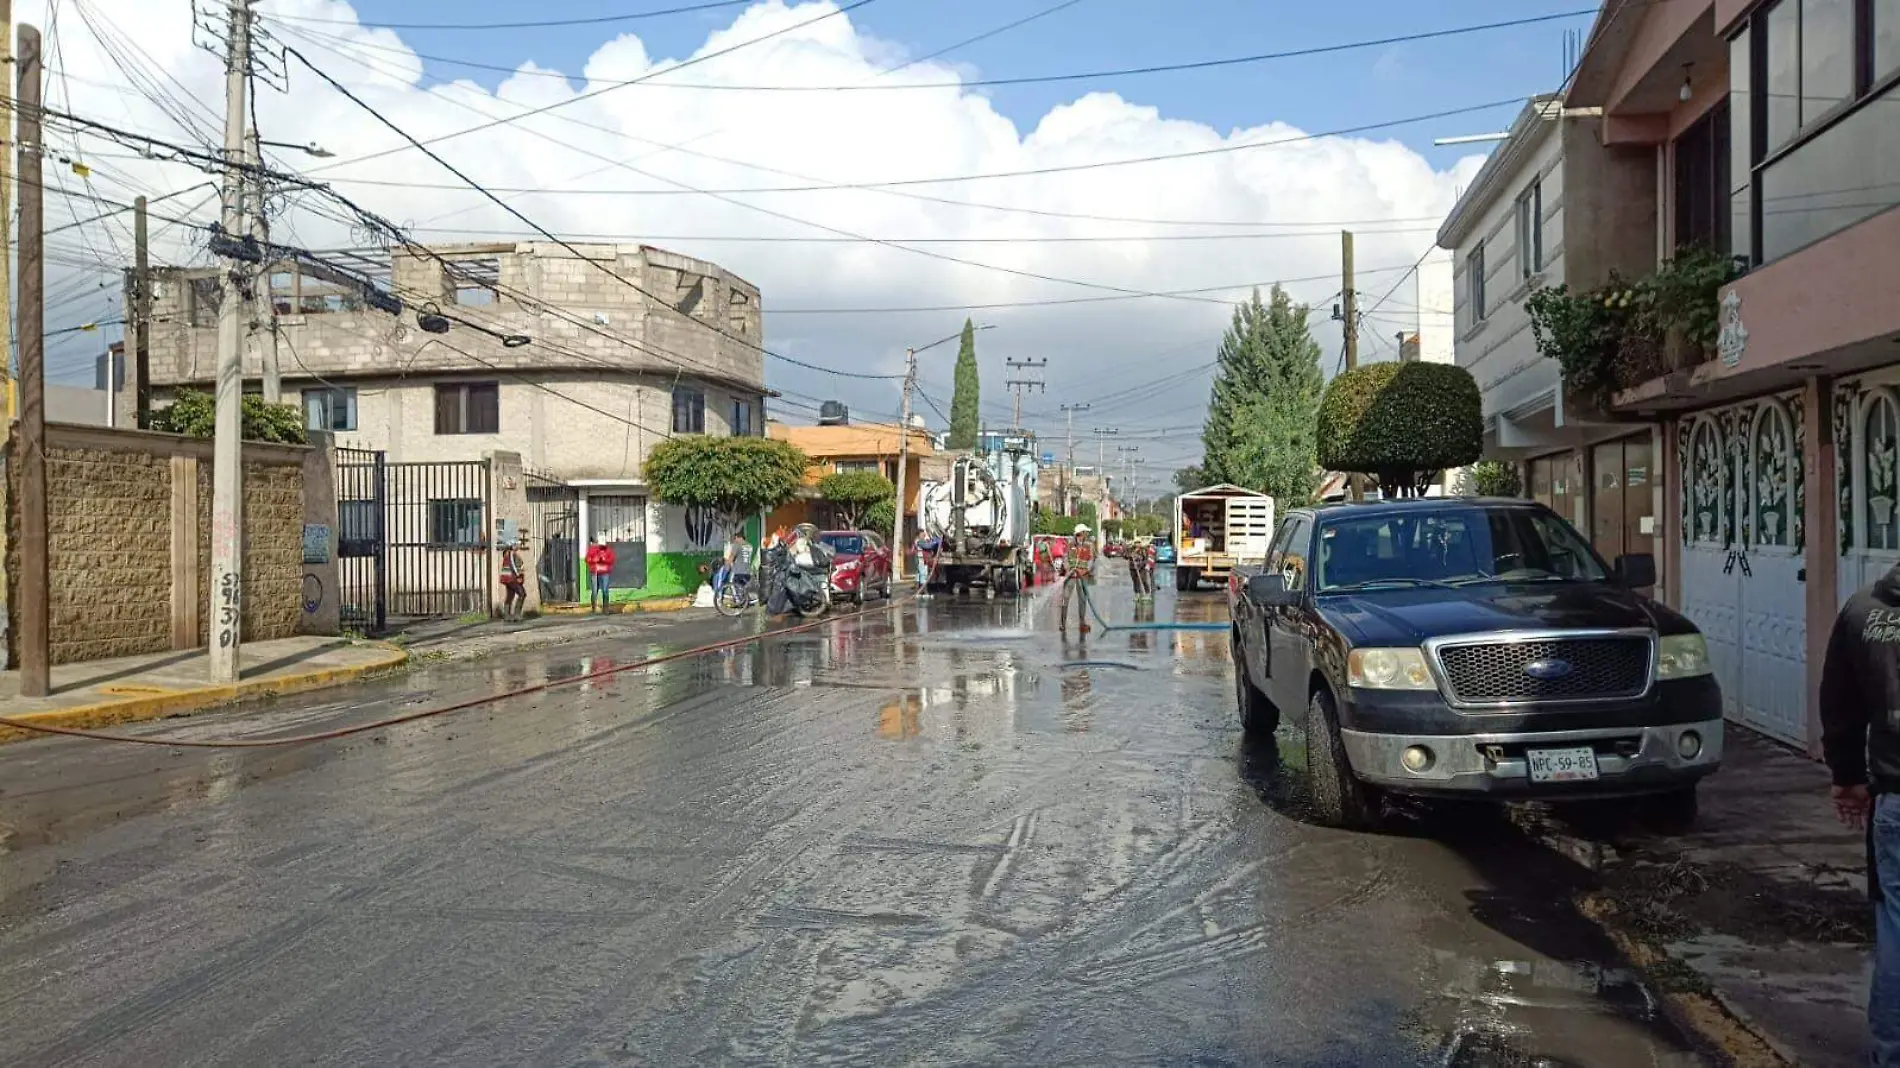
[585,533,616,613]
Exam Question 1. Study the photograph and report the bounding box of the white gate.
[1676,395,1808,746]
[1836,385,1900,612]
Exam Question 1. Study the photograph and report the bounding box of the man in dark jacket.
[1820,564,1900,1064]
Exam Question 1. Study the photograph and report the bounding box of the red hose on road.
[0,594,913,750]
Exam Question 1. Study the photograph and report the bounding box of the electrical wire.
[274,32,1353,312]
[305,8,1594,93]
[311,96,1524,194]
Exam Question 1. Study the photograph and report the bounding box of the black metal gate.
[526,470,580,606]
[334,449,491,633]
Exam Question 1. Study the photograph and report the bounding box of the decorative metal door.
[1676,397,1807,746]
[333,449,491,632]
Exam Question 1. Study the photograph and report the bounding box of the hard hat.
[1074,524,1091,534]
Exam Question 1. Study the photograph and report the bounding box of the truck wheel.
[1174,567,1192,592]
[1230,629,1279,735]
[1305,687,1379,830]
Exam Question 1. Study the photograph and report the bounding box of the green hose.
[1074,579,1230,633]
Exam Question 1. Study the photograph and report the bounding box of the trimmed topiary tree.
[1317,362,1482,496]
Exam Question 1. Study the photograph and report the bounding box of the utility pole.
[1341,230,1358,371]
[1340,229,1364,501]
[1091,427,1117,552]
[133,195,152,426]
[1004,356,1046,430]
[0,0,13,443]
[893,347,916,578]
[245,129,281,402]
[16,21,48,696]
[1117,445,1141,512]
[1059,402,1088,515]
[207,0,252,682]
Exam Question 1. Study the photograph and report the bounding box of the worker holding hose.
[1057,524,1096,636]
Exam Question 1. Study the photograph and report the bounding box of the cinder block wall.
[5,424,321,667]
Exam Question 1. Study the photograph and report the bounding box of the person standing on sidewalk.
[498,536,528,622]
[1819,564,1900,1064]
[585,534,616,613]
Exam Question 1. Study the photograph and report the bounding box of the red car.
[819,529,893,602]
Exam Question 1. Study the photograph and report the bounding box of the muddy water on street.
[0,579,1705,1065]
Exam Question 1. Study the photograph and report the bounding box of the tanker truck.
[918,447,1037,595]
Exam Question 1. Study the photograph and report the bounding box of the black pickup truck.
[1227,497,1722,829]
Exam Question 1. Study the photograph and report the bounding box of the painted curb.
[539,597,695,617]
[0,645,410,744]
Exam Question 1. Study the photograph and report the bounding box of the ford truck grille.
[1433,636,1651,704]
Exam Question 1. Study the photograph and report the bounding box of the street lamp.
[257,139,334,158]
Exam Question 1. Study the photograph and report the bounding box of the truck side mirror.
[1614,553,1657,589]
[1246,571,1289,605]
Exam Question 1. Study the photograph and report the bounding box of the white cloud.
[20,0,1492,477]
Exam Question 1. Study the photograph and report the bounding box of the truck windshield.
[1315,506,1609,591]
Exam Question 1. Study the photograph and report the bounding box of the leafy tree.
[1200,286,1324,505]
[817,470,896,529]
[645,435,809,531]
[863,498,897,538]
[150,390,307,445]
[1470,460,1522,497]
[947,318,980,449]
[1318,362,1482,496]
[1172,466,1208,493]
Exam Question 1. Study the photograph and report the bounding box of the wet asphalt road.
[0,576,1708,1066]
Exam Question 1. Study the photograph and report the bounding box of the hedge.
[1317,362,1481,492]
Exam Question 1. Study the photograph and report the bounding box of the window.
[1801,0,1856,124]
[1515,181,1543,280]
[445,256,499,307]
[672,387,705,434]
[1766,0,1801,151]
[730,399,754,437]
[302,387,357,432]
[1881,0,1900,80]
[434,382,500,435]
[1279,517,1312,591]
[337,500,378,549]
[835,460,881,474]
[1465,242,1487,322]
[428,499,483,547]
[1674,98,1732,253]
[269,267,297,316]
[189,276,223,326]
[1315,506,1607,591]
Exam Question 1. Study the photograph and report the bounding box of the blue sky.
[331,0,1590,170]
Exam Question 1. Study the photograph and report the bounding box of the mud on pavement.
[1,579,1724,1065]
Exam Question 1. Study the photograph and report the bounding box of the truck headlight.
[1347,647,1436,690]
[1656,633,1711,679]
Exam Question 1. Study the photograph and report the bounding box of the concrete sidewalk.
[1528,729,1872,1066]
[0,638,407,743]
